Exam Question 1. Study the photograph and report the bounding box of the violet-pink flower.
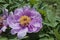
[7,6,42,39]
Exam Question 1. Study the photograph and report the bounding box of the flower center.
[19,15,31,26]
[0,17,4,28]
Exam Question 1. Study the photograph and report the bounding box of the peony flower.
[0,9,8,34]
[7,6,42,39]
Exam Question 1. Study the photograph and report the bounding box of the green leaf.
[46,10,56,22]
[8,37,17,40]
[54,25,60,40]
[38,9,46,16]
[39,37,54,40]
[46,9,58,27]
[56,16,60,22]
[39,34,49,38]
[0,37,7,40]
[43,17,58,27]
[3,4,9,8]
[29,0,37,5]
[0,0,5,2]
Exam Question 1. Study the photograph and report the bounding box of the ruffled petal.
[9,23,20,29]
[3,9,8,18]
[28,19,42,33]
[14,8,24,17]
[1,26,7,32]
[17,27,28,39]
[7,16,20,29]
[23,6,41,18]
[3,20,7,26]
[11,29,20,35]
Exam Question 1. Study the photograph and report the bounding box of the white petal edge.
[11,29,20,35]
[1,26,7,32]
[17,27,28,39]
[33,23,42,27]
[9,23,21,29]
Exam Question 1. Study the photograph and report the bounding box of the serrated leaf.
[56,16,60,22]
[46,9,58,27]
[46,10,56,22]
[43,19,58,27]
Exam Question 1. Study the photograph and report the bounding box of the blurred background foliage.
[0,0,60,40]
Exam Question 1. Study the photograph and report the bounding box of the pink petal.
[17,27,28,39]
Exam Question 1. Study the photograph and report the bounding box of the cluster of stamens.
[0,17,4,27]
[19,15,31,26]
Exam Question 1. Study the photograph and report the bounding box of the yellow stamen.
[0,17,4,22]
[0,17,4,27]
[19,15,31,26]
